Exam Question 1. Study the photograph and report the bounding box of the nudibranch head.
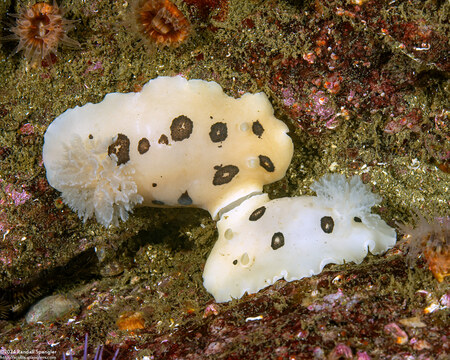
[203,174,397,302]
[43,76,293,227]
[130,0,190,47]
[4,1,80,64]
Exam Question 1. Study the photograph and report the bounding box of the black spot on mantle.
[271,232,285,250]
[252,120,264,138]
[138,138,150,154]
[259,155,275,172]
[158,134,169,145]
[213,165,239,185]
[171,115,193,142]
[249,206,266,221]
[209,122,228,143]
[108,133,130,165]
[321,216,334,234]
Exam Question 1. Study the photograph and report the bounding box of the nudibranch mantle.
[43,76,293,227]
[203,174,397,302]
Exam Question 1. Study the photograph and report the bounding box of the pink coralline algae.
[328,343,353,360]
[228,1,447,140]
[1,182,32,207]
[281,88,296,107]
[83,61,104,75]
[384,322,408,345]
[18,123,35,136]
[307,288,356,312]
[356,351,372,360]
[439,291,450,308]
[384,110,422,134]
[0,179,32,264]
[305,91,339,129]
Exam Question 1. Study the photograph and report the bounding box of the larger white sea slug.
[43,76,294,227]
[203,174,397,302]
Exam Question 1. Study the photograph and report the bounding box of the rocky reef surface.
[0,0,448,358]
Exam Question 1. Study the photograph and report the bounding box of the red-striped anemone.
[130,0,190,47]
[4,1,79,64]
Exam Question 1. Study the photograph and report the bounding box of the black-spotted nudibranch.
[42,76,293,227]
[42,77,397,303]
[203,174,397,302]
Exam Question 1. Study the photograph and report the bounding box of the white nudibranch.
[43,76,293,227]
[203,174,397,302]
[43,76,396,303]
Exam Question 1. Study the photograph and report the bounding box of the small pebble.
[398,316,426,328]
[384,322,408,345]
[25,294,80,324]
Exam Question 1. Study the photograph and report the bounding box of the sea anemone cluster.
[399,212,449,282]
[3,1,79,64]
[130,0,191,47]
[2,0,192,65]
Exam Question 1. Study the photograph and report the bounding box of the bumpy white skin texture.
[203,174,397,303]
[43,76,293,227]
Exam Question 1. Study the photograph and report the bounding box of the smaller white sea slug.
[203,174,397,303]
[43,76,293,227]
